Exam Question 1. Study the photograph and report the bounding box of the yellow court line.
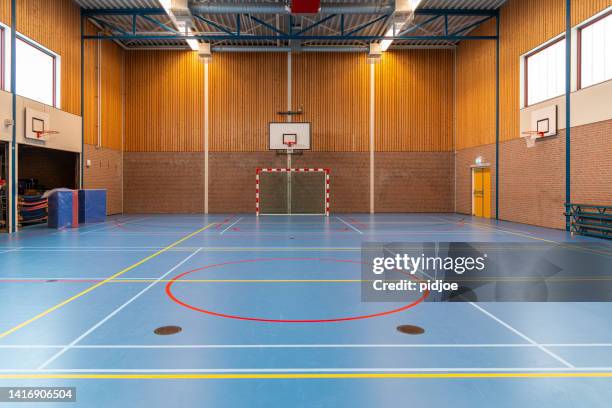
[0,223,215,340]
[1,372,612,379]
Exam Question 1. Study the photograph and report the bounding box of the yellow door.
[472,168,491,218]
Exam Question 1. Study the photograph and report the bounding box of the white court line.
[58,216,151,236]
[381,247,575,369]
[0,248,20,254]
[36,248,203,370]
[469,302,574,368]
[336,217,363,234]
[220,217,243,235]
[2,367,612,374]
[5,343,611,350]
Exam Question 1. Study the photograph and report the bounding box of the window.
[524,37,566,106]
[15,36,56,106]
[579,11,612,89]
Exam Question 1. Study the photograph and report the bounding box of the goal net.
[256,168,330,216]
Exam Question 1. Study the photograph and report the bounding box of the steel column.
[565,0,571,230]
[495,11,500,221]
[80,9,85,189]
[10,0,16,233]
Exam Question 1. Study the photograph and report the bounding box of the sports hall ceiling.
[73,0,507,50]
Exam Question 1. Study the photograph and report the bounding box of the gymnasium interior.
[0,0,611,406]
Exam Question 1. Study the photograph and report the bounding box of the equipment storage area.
[17,144,79,227]
[0,142,7,232]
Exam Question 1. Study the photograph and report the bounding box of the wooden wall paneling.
[125,51,204,152]
[374,50,454,152]
[0,0,9,25]
[209,53,287,152]
[456,0,611,150]
[100,40,124,151]
[456,21,497,150]
[292,52,369,152]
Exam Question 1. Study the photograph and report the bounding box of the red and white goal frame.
[256,168,330,216]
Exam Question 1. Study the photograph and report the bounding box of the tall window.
[16,36,56,106]
[525,37,566,106]
[579,11,612,89]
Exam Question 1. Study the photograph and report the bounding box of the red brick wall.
[375,153,454,213]
[209,152,369,213]
[83,144,123,215]
[455,119,612,229]
[124,152,204,213]
[571,120,612,206]
[125,151,455,214]
[209,152,284,213]
[292,153,369,213]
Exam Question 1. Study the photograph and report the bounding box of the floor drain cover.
[396,325,425,335]
[154,326,182,336]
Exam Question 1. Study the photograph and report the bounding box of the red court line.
[166,257,429,323]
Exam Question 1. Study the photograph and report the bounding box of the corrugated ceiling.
[74,0,505,49]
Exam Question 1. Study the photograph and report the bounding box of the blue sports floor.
[1,214,612,407]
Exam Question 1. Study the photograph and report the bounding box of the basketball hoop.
[33,130,59,139]
[284,140,296,153]
[521,131,544,148]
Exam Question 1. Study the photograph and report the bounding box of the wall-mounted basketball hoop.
[33,130,60,139]
[521,131,544,148]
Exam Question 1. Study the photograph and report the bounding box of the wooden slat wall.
[125,51,204,152]
[292,53,369,152]
[100,40,124,151]
[375,50,454,152]
[0,0,9,27]
[456,21,496,150]
[83,23,124,150]
[210,53,287,152]
[457,0,611,149]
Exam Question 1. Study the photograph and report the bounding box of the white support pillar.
[204,62,210,214]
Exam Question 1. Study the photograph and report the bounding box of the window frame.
[577,9,612,90]
[523,35,566,107]
[15,34,58,107]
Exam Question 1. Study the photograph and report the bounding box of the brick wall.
[455,119,612,229]
[125,151,455,214]
[124,152,204,213]
[83,144,123,215]
[375,152,454,213]
[209,152,284,213]
[571,119,612,206]
[292,153,369,213]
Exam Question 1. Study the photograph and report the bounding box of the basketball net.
[33,130,60,139]
[521,131,544,148]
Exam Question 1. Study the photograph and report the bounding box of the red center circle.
[165,257,429,323]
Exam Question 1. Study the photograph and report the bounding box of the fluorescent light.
[380,27,395,52]
[186,39,199,51]
[410,0,423,10]
[159,0,172,13]
[186,28,199,51]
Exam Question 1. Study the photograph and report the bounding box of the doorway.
[472,167,491,218]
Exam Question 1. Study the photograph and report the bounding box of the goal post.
[256,168,330,216]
